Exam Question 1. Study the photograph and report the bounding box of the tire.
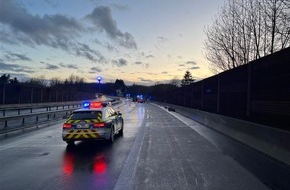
[119,122,124,136]
[108,126,115,143]
[66,141,75,146]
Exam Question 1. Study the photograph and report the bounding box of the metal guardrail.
[0,105,81,134]
[0,99,121,135]
[0,101,83,117]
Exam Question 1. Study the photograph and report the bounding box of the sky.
[0,0,225,85]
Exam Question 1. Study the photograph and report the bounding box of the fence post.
[183,87,186,106]
[217,74,220,113]
[246,63,252,117]
[18,86,21,104]
[49,89,52,102]
[190,85,194,108]
[30,87,33,103]
[41,88,43,103]
[201,80,204,110]
[2,83,5,104]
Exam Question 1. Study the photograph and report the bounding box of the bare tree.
[169,77,180,87]
[26,75,48,87]
[49,77,63,87]
[204,0,290,73]
[67,74,85,84]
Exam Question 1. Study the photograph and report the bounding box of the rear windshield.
[69,111,102,120]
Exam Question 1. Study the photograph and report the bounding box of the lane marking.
[114,107,147,190]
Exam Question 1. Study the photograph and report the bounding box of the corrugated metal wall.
[164,47,290,130]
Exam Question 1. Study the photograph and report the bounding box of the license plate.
[76,121,90,129]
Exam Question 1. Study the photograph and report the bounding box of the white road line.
[114,107,147,190]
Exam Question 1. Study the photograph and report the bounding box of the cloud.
[0,1,83,46]
[105,43,119,52]
[112,58,127,67]
[59,63,78,69]
[189,66,200,70]
[4,52,31,62]
[134,61,149,68]
[0,62,34,73]
[138,52,154,60]
[135,62,142,65]
[111,4,129,11]
[45,64,59,70]
[179,61,199,70]
[44,0,59,8]
[138,77,153,82]
[146,55,155,59]
[0,1,106,63]
[90,66,102,72]
[146,72,157,76]
[74,43,106,63]
[86,6,137,49]
[186,61,197,65]
[157,36,168,43]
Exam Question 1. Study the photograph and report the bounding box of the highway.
[0,100,287,190]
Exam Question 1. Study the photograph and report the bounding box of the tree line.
[0,70,195,104]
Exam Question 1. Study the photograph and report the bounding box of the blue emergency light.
[82,101,104,109]
[82,102,90,108]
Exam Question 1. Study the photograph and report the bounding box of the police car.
[62,101,124,145]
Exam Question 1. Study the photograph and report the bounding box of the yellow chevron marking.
[75,132,82,138]
[67,131,76,139]
[81,130,89,138]
[90,133,97,138]
[66,119,74,124]
[65,129,100,139]
[73,120,81,124]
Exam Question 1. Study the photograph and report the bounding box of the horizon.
[0,0,225,85]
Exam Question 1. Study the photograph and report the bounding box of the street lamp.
[97,76,102,93]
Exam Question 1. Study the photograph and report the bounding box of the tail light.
[63,123,72,129]
[93,122,105,128]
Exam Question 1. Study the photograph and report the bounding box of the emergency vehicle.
[62,101,124,145]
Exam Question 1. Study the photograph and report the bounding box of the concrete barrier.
[155,101,290,166]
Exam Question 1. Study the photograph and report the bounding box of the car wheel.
[109,126,115,143]
[66,141,75,146]
[119,122,124,136]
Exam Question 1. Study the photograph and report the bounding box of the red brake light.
[93,122,105,128]
[63,123,72,129]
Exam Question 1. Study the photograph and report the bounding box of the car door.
[106,108,117,131]
[110,107,121,130]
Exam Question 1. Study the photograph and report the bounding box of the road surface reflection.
[62,142,111,176]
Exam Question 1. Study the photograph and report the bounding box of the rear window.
[69,111,102,120]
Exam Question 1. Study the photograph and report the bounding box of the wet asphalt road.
[0,101,277,190]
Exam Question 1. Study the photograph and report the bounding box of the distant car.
[137,98,145,103]
[62,101,124,145]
